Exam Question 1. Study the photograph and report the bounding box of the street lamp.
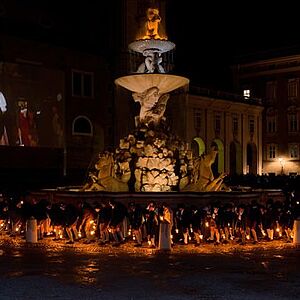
[278,157,285,175]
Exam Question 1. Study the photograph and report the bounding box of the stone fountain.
[82,7,227,194]
[31,7,284,207]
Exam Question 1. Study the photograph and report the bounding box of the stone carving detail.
[83,125,192,192]
[82,133,229,193]
[143,8,162,40]
[82,6,229,193]
[182,147,229,192]
[133,86,169,126]
[137,49,165,74]
[82,151,130,192]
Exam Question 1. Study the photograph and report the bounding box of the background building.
[232,53,300,176]
[114,0,264,179]
[0,1,118,189]
[0,0,269,191]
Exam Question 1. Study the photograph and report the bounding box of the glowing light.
[205,222,209,228]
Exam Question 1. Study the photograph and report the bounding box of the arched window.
[192,137,205,157]
[72,116,93,136]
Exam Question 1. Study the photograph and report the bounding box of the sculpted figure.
[143,8,162,40]
[137,49,165,74]
[182,147,228,192]
[82,151,129,192]
[133,86,169,126]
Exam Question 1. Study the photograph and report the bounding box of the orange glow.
[135,8,168,41]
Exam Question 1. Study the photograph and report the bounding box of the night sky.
[166,1,300,91]
[2,1,300,92]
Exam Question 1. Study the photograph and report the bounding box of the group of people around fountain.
[0,194,298,248]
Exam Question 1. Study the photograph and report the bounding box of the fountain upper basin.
[129,39,175,54]
[115,74,189,94]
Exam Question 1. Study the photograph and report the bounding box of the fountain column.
[114,7,189,192]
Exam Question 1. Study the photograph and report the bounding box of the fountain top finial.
[143,8,162,40]
[129,7,174,54]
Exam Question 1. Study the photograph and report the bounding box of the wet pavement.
[0,235,300,299]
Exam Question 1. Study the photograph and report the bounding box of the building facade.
[232,54,300,176]
[0,1,122,188]
[0,0,265,190]
[0,34,113,186]
[185,87,263,176]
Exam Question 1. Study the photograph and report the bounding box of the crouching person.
[108,199,128,246]
[95,202,112,245]
[63,203,80,244]
[128,202,144,247]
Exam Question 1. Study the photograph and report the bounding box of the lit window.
[243,89,251,98]
[289,143,299,159]
[72,70,94,98]
[267,143,277,160]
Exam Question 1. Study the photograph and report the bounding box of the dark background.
[2,1,300,92]
[166,1,300,91]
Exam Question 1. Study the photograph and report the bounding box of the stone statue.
[143,8,162,40]
[136,49,165,74]
[133,86,169,126]
[182,147,228,192]
[82,151,129,192]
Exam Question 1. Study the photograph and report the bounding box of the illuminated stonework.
[83,7,228,193]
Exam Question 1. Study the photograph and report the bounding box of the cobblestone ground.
[0,234,300,299]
